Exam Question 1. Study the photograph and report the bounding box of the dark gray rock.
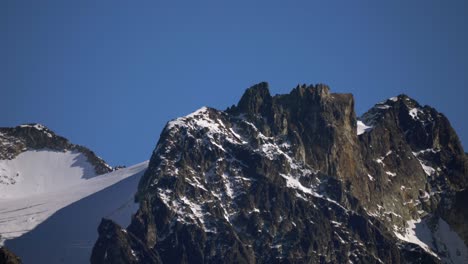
[92,83,466,263]
[0,247,21,264]
[91,219,161,264]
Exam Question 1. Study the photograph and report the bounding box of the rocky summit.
[91,83,468,263]
[0,123,113,175]
[85,82,467,263]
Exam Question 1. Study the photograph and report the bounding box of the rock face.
[358,96,467,233]
[0,247,21,264]
[0,124,112,175]
[92,83,467,263]
[91,219,160,264]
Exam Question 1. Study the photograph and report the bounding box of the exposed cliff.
[91,83,467,263]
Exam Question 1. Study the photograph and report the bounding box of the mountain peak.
[241,82,270,99]
[15,123,55,138]
[233,82,272,116]
[18,123,48,130]
[5,82,466,264]
[96,82,465,263]
[312,83,331,96]
[0,123,112,174]
[361,93,430,127]
[287,83,331,100]
[229,82,337,118]
[381,94,422,109]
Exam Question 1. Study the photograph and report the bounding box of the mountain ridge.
[1,82,466,263]
[0,123,113,175]
[92,82,468,263]
[0,124,149,263]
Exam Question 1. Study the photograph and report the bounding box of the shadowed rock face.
[0,124,112,175]
[228,83,360,180]
[0,247,21,264]
[92,83,466,264]
[91,219,160,264]
[357,95,468,242]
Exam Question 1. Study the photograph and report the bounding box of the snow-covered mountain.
[91,83,468,264]
[3,161,148,264]
[0,124,148,263]
[1,83,468,264]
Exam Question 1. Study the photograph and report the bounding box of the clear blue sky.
[2,0,468,166]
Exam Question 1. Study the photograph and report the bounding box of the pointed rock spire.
[234,82,272,116]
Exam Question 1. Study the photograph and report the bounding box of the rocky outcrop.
[357,95,468,232]
[228,83,361,180]
[91,219,160,264]
[92,83,467,263]
[438,189,468,246]
[0,124,112,175]
[0,247,21,264]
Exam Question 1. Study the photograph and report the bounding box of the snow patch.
[419,160,435,176]
[280,174,313,195]
[221,173,234,198]
[357,120,373,135]
[412,150,436,176]
[180,196,205,226]
[375,157,385,166]
[280,173,349,213]
[413,148,439,156]
[394,217,468,264]
[409,108,423,120]
[376,104,391,110]
[131,249,138,260]
[393,219,438,257]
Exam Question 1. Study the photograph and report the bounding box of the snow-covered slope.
[4,161,148,264]
[0,149,148,245]
[0,124,149,263]
[393,217,468,264]
[0,150,98,199]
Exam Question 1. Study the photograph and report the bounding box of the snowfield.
[0,150,98,199]
[0,150,148,263]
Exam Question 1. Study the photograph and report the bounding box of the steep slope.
[357,95,468,263]
[0,124,113,242]
[0,124,149,263]
[92,83,468,263]
[4,161,148,264]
